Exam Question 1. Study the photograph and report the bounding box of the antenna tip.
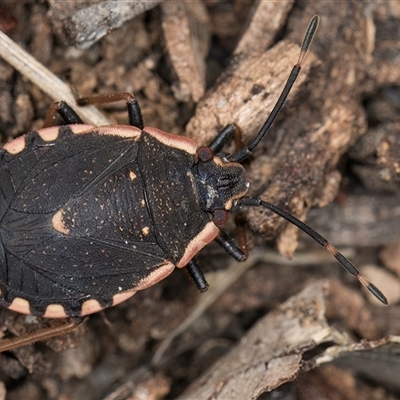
[358,274,389,305]
[298,15,320,65]
[368,283,389,305]
[311,15,320,26]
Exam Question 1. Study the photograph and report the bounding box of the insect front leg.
[208,123,243,155]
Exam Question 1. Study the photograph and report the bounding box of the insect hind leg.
[43,101,84,127]
[0,318,84,352]
[74,92,144,129]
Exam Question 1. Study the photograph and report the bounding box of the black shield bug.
[0,16,388,351]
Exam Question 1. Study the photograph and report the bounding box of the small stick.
[0,30,110,126]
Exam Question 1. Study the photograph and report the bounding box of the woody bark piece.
[176,282,331,400]
[47,0,160,49]
[250,2,399,253]
[101,367,170,400]
[161,2,210,102]
[185,0,302,146]
[186,39,316,147]
[350,122,400,192]
[308,336,400,393]
[234,0,294,55]
[362,2,400,89]
[305,189,400,247]
[380,239,400,278]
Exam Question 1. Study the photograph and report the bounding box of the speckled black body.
[0,126,210,316]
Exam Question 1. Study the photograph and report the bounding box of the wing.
[0,127,169,316]
[9,126,141,213]
[2,229,166,316]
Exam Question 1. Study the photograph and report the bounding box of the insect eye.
[213,209,229,225]
[197,146,213,162]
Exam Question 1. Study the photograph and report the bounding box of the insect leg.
[0,318,84,352]
[75,92,144,129]
[208,123,242,154]
[215,231,246,261]
[43,100,84,127]
[185,260,209,292]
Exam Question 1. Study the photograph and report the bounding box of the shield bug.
[0,16,388,351]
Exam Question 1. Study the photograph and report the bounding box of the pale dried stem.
[0,30,110,126]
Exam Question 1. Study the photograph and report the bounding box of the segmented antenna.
[240,197,389,305]
[230,15,320,163]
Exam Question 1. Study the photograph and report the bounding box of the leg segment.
[75,92,144,129]
[215,231,246,262]
[185,260,209,292]
[43,101,84,127]
[0,318,84,352]
[208,123,243,154]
